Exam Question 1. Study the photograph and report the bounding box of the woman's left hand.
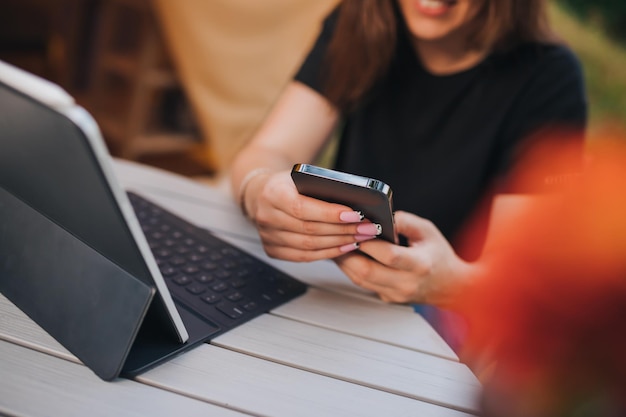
[334,211,473,306]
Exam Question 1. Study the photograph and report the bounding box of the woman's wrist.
[426,257,478,308]
[439,259,482,307]
[237,168,272,220]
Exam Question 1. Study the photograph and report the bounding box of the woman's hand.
[244,170,381,262]
[334,211,474,306]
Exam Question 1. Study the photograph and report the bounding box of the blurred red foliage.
[452,133,626,416]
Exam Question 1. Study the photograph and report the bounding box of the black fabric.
[295,10,587,252]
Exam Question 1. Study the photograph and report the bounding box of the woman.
[230,0,587,307]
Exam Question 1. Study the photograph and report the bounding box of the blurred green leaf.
[551,2,626,133]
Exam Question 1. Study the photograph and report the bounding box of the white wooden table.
[0,159,481,417]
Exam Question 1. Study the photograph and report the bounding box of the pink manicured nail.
[339,242,360,253]
[340,211,364,223]
[356,223,382,236]
[355,234,376,242]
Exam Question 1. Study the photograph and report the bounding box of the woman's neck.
[413,37,489,75]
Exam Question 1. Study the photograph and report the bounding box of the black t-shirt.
[295,11,587,251]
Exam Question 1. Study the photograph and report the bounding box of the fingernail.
[339,242,360,253]
[340,211,364,223]
[355,234,376,242]
[356,223,382,236]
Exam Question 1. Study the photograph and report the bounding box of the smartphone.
[291,164,397,244]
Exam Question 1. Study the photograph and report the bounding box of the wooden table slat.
[271,287,458,360]
[213,314,479,413]
[0,340,246,417]
[139,344,477,417]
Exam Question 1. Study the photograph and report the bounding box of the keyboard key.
[201,294,221,304]
[243,302,258,311]
[195,273,214,284]
[227,292,244,302]
[186,284,206,295]
[211,282,229,293]
[172,275,192,286]
[216,303,244,319]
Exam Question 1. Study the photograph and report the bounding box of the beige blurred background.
[153,0,339,175]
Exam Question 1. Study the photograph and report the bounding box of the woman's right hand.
[243,169,381,262]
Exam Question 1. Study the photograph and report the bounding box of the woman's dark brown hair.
[324,0,557,112]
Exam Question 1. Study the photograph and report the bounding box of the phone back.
[291,165,397,243]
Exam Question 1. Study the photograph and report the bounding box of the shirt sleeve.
[497,45,588,192]
[294,7,339,95]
